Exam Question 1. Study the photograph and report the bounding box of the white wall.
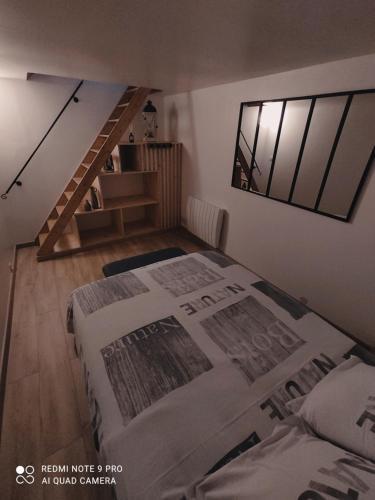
[0,75,125,242]
[162,53,375,346]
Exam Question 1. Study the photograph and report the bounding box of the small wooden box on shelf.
[53,141,182,254]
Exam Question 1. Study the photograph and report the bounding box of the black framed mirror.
[231,89,375,222]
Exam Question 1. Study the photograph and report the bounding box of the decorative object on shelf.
[84,200,92,212]
[90,186,101,210]
[104,154,114,172]
[129,131,135,143]
[142,100,158,141]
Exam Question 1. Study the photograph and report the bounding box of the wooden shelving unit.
[52,142,182,256]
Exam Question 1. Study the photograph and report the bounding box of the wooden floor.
[0,230,204,500]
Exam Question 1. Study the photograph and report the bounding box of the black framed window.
[231,89,375,222]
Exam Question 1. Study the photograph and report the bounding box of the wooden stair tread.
[39,233,48,245]
[47,219,56,231]
[54,232,81,252]
[124,220,158,238]
[56,206,65,215]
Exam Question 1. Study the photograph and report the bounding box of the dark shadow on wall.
[349,157,375,222]
[166,93,200,226]
[220,210,229,250]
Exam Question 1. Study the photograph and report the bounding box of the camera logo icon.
[16,465,35,485]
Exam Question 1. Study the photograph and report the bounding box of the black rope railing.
[239,130,262,175]
[1,80,84,200]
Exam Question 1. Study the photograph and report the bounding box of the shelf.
[75,195,158,215]
[75,208,109,216]
[124,220,159,238]
[80,227,124,247]
[103,195,158,210]
[99,170,157,177]
[118,141,179,146]
[54,232,80,252]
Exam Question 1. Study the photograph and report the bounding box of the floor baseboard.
[0,245,17,444]
[15,241,36,249]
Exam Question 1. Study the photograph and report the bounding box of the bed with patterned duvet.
[67,250,373,500]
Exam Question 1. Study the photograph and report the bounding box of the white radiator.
[186,196,224,248]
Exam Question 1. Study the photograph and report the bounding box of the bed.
[67,250,372,500]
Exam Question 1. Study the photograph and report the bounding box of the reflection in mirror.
[250,101,283,194]
[291,96,347,208]
[232,89,375,222]
[233,105,259,190]
[318,93,375,217]
[269,100,311,201]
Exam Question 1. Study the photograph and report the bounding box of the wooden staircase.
[236,146,259,191]
[36,86,150,260]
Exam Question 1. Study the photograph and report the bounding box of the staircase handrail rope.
[240,130,262,175]
[1,80,84,200]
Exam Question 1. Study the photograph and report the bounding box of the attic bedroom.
[0,1,375,499]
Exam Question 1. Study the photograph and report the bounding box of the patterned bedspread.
[68,251,359,499]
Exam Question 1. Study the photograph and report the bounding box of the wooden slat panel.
[156,144,182,230]
[145,144,150,171]
[167,148,171,228]
[174,145,178,226]
[178,144,182,224]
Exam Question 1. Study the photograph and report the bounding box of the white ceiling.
[1,0,375,92]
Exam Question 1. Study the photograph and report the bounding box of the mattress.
[68,250,361,500]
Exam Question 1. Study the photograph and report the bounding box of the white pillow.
[185,416,375,499]
[287,356,375,461]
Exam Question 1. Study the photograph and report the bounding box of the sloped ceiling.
[1,0,375,92]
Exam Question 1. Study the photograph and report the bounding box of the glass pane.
[250,101,283,194]
[234,105,259,190]
[291,96,347,208]
[269,100,311,200]
[319,93,375,217]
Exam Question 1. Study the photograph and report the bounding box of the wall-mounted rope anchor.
[1,180,23,199]
[0,80,84,201]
